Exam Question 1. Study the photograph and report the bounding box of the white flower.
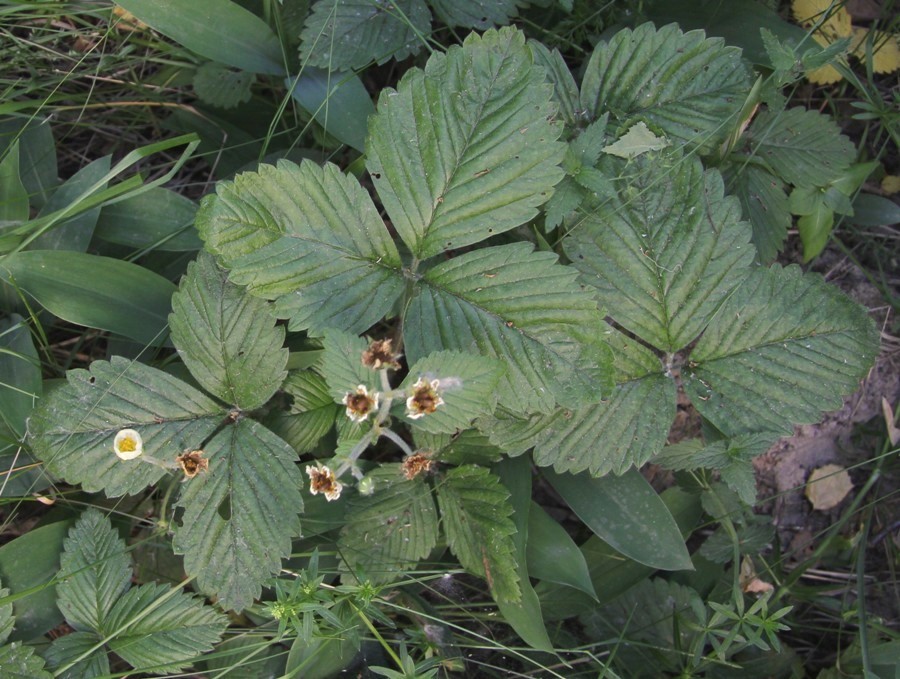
[341,385,379,422]
[406,378,444,419]
[113,429,143,460]
[306,464,343,501]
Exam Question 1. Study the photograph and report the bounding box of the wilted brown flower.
[342,385,379,422]
[406,378,444,419]
[402,452,436,480]
[306,464,343,501]
[176,450,209,478]
[362,338,401,371]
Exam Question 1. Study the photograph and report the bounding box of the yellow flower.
[306,465,342,501]
[113,429,143,460]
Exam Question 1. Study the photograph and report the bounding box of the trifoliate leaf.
[192,62,254,109]
[743,107,855,188]
[321,328,381,403]
[0,642,51,678]
[29,357,227,497]
[404,242,613,415]
[299,0,430,70]
[43,632,109,679]
[399,351,503,433]
[367,27,565,259]
[436,465,520,603]
[482,329,675,475]
[196,160,404,334]
[685,265,880,437]
[173,418,304,611]
[564,152,754,351]
[543,177,586,231]
[724,163,790,263]
[57,509,131,634]
[170,252,287,410]
[581,23,751,154]
[429,0,522,29]
[602,122,670,159]
[338,465,438,583]
[104,582,227,673]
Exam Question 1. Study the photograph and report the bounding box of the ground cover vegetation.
[0,0,898,676]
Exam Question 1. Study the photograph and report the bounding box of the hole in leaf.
[217,496,232,521]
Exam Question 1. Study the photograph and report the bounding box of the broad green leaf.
[29,357,227,497]
[196,160,404,334]
[203,635,284,678]
[287,69,374,153]
[300,0,430,70]
[526,503,597,599]
[193,62,255,110]
[0,251,177,347]
[29,156,110,252]
[0,519,72,640]
[797,200,834,262]
[367,27,565,259]
[338,466,438,583]
[529,41,581,127]
[602,122,670,159]
[104,582,227,672]
[173,418,304,611]
[580,23,751,154]
[321,328,381,402]
[429,0,521,29]
[170,252,288,410]
[685,265,879,437]
[94,186,201,252]
[114,0,285,75]
[724,163,790,264]
[286,631,359,679]
[544,467,692,571]
[494,457,553,652]
[404,242,612,415]
[57,509,131,633]
[0,314,40,446]
[268,370,339,454]
[482,329,675,475]
[564,153,754,351]
[0,117,58,210]
[399,351,503,433]
[850,193,900,226]
[436,465,520,603]
[0,140,28,223]
[0,642,51,678]
[743,107,855,188]
[0,579,11,644]
[43,631,109,679]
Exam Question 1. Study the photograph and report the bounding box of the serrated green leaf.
[300,0,430,70]
[338,465,438,583]
[0,579,12,645]
[321,328,381,402]
[404,242,612,415]
[271,370,339,454]
[429,0,522,28]
[699,521,774,563]
[366,27,565,259]
[543,178,586,231]
[29,357,227,497]
[413,429,504,466]
[564,153,754,351]
[529,41,580,127]
[602,122,670,159]
[581,23,751,154]
[545,467,692,571]
[43,631,108,679]
[743,107,855,188]
[725,164,790,263]
[196,160,404,334]
[170,252,287,410]
[685,265,879,437]
[193,62,255,110]
[104,582,227,672]
[436,465,520,603]
[173,418,304,611]
[399,351,503,433]
[57,509,131,634]
[482,330,675,475]
[0,641,51,678]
